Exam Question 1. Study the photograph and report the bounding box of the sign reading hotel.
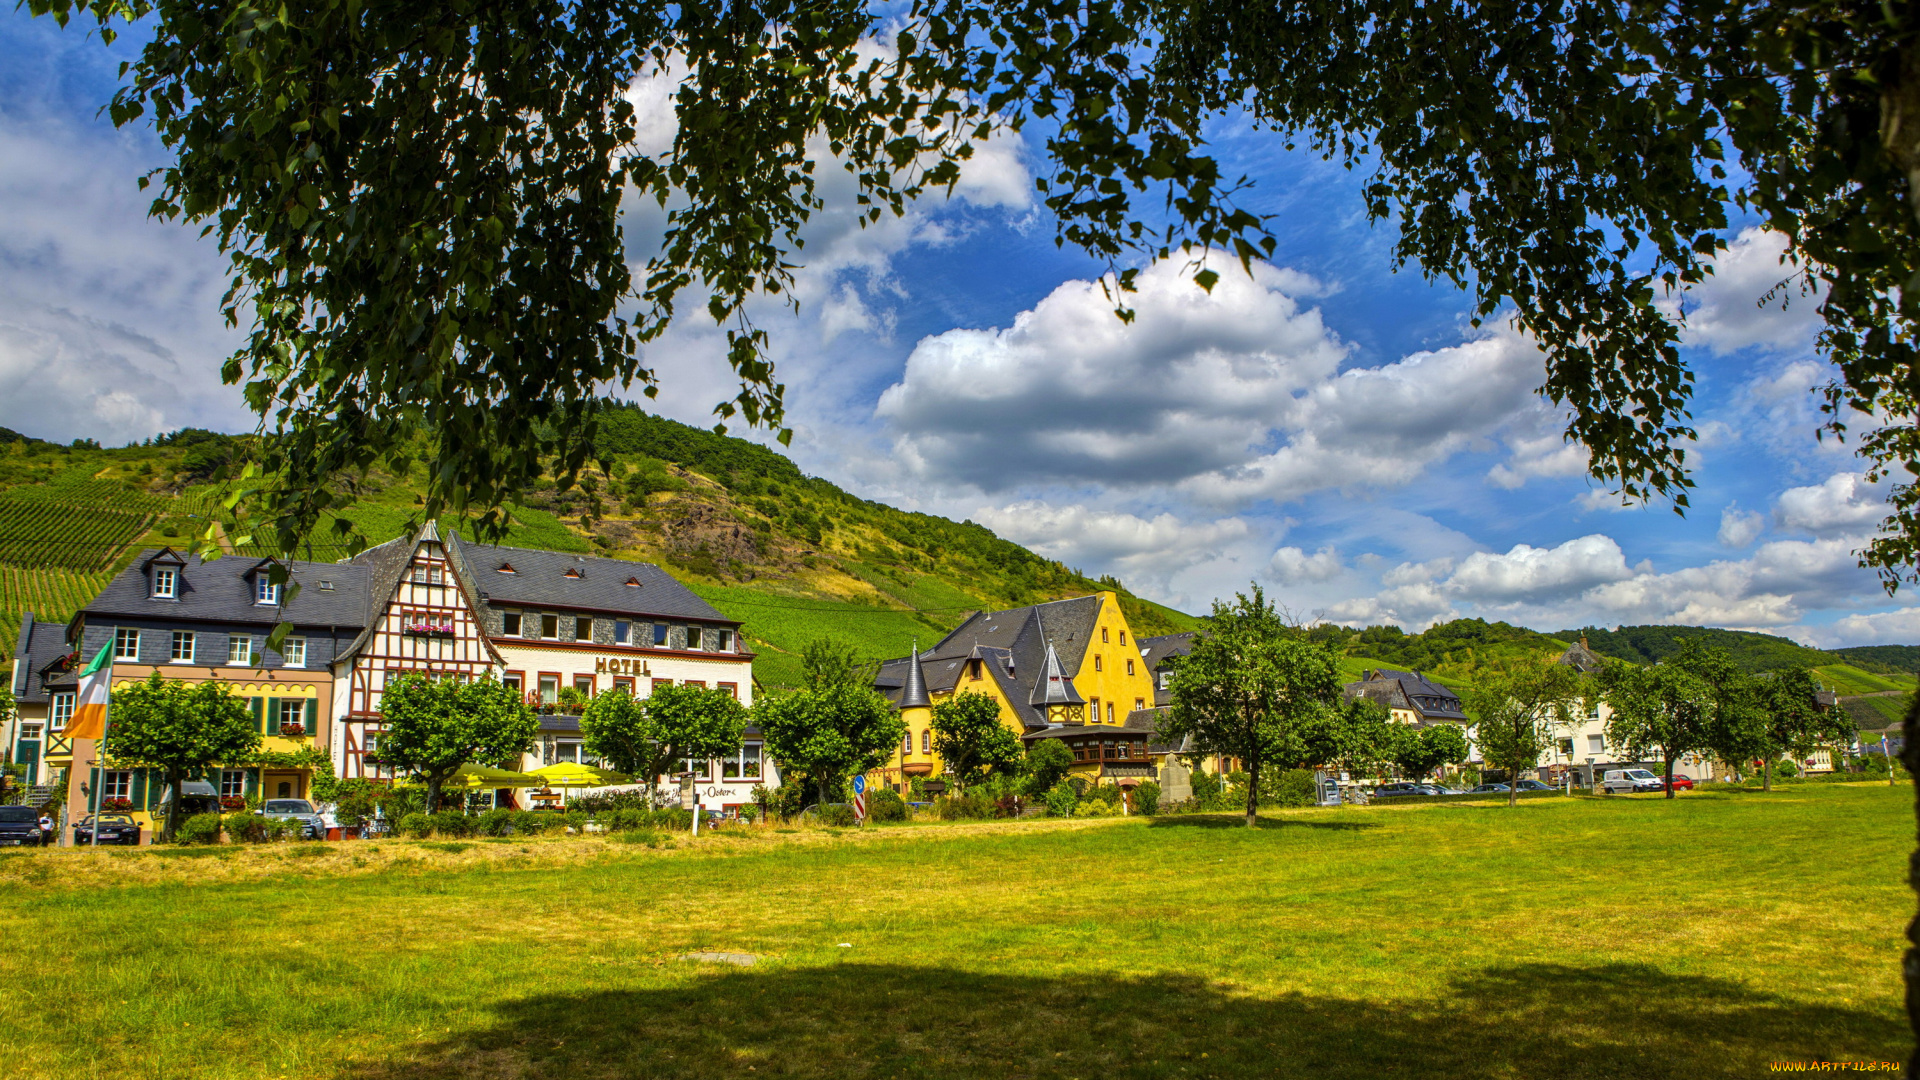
[594,656,652,676]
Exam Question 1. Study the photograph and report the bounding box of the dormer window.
[564,567,583,579]
[715,629,733,652]
[152,567,177,599]
[497,562,517,574]
[625,576,641,587]
[255,578,280,605]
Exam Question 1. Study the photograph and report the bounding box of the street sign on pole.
[852,774,867,823]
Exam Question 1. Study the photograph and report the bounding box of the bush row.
[392,807,697,839]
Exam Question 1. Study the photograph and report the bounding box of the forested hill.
[0,405,1200,687]
[1560,624,1912,674]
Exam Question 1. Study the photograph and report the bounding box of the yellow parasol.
[445,763,546,788]
[529,762,634,788]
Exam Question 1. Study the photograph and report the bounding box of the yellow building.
[870,592,1159,792]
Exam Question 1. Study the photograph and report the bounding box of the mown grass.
[0,785,1907,1079]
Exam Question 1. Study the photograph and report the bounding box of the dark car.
[72,813,142,846]
[0,805,42,846]
[1512,779,1554,792]
[1374,782,1447,799]
[1468,783,1510,794]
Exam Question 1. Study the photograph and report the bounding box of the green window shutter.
[305,697,317,739]
[246,768,260,796]
[250,696,265,734]
[132,770,148,810]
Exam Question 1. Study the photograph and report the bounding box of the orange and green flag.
[65,642,113,740]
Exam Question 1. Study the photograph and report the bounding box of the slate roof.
[899,647,931,709]
[874,595,1104,728]
[12,614,76,704]
[1343,667,1468,722]
[1556,637,1605,673]
[82,549,371,629]
[1137,631,1197,706]
[1029,641,1085,706]
[446,533,732,623]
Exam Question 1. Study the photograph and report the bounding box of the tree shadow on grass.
[335,961,1901,1080]
[1146,815,1380,831]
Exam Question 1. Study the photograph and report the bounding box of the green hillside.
[0,408,1201,687]
[1564,624,1837,672]
[1834,644,1920,674]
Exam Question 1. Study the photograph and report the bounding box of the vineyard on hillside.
[0,567,116,657]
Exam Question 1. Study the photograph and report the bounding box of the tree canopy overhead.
[33,0,1920,579]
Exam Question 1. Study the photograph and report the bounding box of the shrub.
[650,807,693,831]
[1774,759,1799,779]
[1274,769,1318,808]
[570,790,654,814]
[1044,781,1078,817]
[225,815,268,844]
[1189,769,1223,803]
[1073,799,1116,817]
[477,808,515,837]
[429,810,473,838]
[177,812,223,845]
[513,811,555,836]
[267,817,306,842]
[816,803,857,827]
[398,813,432,839]
[867,788,908,823]
[993,794,1020,819]
[562,810,588,834]
[334,790,379,830]
[736,805,761,824]
[1132,780,1161,816]
[613,829,666,846]
[606,808,644,831]
[934,793,993,820]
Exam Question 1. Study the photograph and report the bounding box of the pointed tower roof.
[900,641,931,709]
[1029,640,1085,707]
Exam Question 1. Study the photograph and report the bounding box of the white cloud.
[1667,228,1823,355]
[1804,608,1920,648]
[878,258,1347,489]
[1718,504,1764,548]
[1268,545,1343,584]
[1444,535,1636,603]
[971,502,1252,582]
[1775,472,1887,537]
[1487,410,1589,490]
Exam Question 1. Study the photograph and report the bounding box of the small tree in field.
[1600,660,1713,799]
[1468,658,1584,807]
[1386,723,1470,784]
[755,684,905,807]
[930,690,1021,790]
[581,682,748,804]
[108,673,259,841]
[1753,669,1854,791]
[376,674,536,814]
[1299,695,1398,781]
[1022,739,1074,796]
[1161,584,1340,828]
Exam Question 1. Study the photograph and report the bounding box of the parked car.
[1468,783,1510,794]
[0,805,43,846]
[1667,775,1695,791]
[1512,779,1554,792]
[1602,768,1665,794]
[1374,782,1448,799]
[72,813,141,846]
[258,799,324,839]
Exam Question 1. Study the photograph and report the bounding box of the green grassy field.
[0,784,1907,1078]
[1816,663,1920,695]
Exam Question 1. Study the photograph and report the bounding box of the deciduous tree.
[106,673,259,841]
[581,682,748,803]
[1161,585,1339,827]
[1022,738,1074,796]
[929,690,1021,790]
[376,674,536,815]
[755,684,905,807]
[1385,724,1470,786]
[1468,658,1584,807]
[1600,661,1713,800]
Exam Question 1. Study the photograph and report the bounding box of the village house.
[872,593,1159,793]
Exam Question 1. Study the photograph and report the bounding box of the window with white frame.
[721,742,762,780]
[1587,734,1605,753]
[227,635,252,665]
[680,754,710,779]
[538,674,558,704]
[653,623,669,646]
[220,769,248,798]
[279,699,306,732]
[539,613,558,639]
[554,741,583,763]
[101,771,131,801]
[575,616,593,640]
[903,731,913,756]
[1159,671,1171,690]
[170,631,195,663]
[152,566,177,598]
[114,627,140,661]
[614,620,631,644]
[254,577,280,605]
[281,637,306,667]
[502,610,522,635]
[50,693,75,731]
[716,628,734,652]
[686,628,705,652]
[19,723,42,740]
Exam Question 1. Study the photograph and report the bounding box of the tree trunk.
[1763,757,1773,793]
[426,775,443,818]
[164,770,184,843]
[1507,760,1519,808]
[1245,757,1259,828]
[1663,754,1675,800]
[1899,690,1920,1079]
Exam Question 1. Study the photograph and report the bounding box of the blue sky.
[2,11,1913,647]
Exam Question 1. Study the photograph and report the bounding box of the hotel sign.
[594,656,651,675]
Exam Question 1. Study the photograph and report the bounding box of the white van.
[1601,768,1664,794]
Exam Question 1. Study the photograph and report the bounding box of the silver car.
[259,798,324,838]
[1601,768,1664,794]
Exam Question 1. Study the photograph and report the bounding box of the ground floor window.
[221,769,248,798]
[279,699,306,733]
[101,771,132,801]
[554,741,583,764]
[721,743,762,780]
[681,756,711,780]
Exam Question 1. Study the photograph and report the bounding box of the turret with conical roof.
[900,643,931,709]
[1029,640,1086,710]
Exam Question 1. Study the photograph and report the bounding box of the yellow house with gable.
[871,592,1160,791]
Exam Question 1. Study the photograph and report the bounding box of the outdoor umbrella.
[445,763,545,788]
[529,763,634,788]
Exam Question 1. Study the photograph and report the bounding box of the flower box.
[220,796,246,810]
[279,722,306,737]
[403,621,456,638]
[101,798,132,812]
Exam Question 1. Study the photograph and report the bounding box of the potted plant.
[279,720,306,737]
[220,795,246,811]
[102,797,133,812]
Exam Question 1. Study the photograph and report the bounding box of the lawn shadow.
[334,961,1900,1080]
[1146,814,1380,831]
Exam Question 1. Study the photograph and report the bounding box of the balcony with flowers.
[403,618,456,639]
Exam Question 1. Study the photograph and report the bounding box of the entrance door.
[264,772,303,801]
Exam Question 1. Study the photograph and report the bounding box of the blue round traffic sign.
[852,775,867,795]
